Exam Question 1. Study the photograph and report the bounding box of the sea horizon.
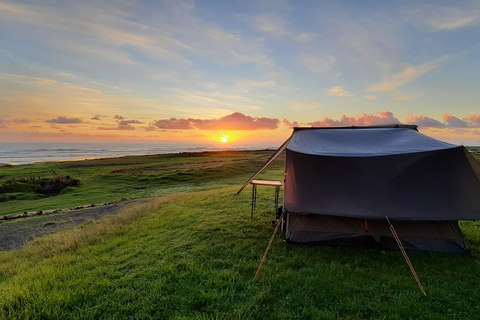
[0,141,279,166]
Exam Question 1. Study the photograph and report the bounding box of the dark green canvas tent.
[236,125,480,253]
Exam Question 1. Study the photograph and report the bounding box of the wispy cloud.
[368,57,448,92]
[170,88,263,114]
[328,86,353,97]
[296,33,315,43]
[235,80,276,92]
[253,14,289,36]
[0,0,275,73]
[396,92,426,101]
[300,54,338,77]
[407,4,480,31]
[289,101,320,110]
[119,120,145,125]
[364,95,378,100]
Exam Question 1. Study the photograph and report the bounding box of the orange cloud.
[152,112,280,130]
[405,115,446,128]
[443,113,469,128]
[463,114,480,126]
[283,118,299,129]
[307,111,400,127]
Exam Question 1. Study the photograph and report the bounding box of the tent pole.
[386,217,427,296]
[232,133,293,198]
[254,212,284,280]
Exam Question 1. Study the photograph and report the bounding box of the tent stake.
[386,217,427,296]
[254,212,284,280]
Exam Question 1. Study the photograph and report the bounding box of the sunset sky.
[1,0,480,146]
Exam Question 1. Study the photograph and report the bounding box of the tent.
[236,125,480,253]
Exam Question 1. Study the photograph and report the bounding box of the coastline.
[0,141,280,166]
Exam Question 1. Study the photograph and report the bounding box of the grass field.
[1,150,480,319]
[0,150,284,215]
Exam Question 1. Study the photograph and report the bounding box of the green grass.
[1,186,480,319]
[0,150,285,215]
[1,150,480,319]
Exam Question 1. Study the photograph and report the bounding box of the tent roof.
[288,126,458,157]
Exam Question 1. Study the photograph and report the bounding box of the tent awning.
[288,127,457,157]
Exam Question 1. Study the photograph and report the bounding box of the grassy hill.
[1,150,480,319]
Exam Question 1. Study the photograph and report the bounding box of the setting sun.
[220,135,230,143]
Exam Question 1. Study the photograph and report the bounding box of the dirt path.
[0,200,137,251]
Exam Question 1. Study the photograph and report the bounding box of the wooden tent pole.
[254,212,285,280]
[386,217,427,296]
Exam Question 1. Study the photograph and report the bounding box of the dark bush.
[35,175,81,195]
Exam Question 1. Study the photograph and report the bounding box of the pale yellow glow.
[220,135,229,143]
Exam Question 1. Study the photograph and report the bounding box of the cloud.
[170,88,264,113]
[151,118,193,130]
[405,115,446,128]
[235,80,276,89]
[443,113,469,128]
[364,95,378,100]
[98,124,135,131]
[463,115,480,126]
[119,120,145,125]
[368,57,448,92]
[290,101,320,110]
[253,14,289,35]
[408,4,480,31]
[91,114,107,120]
[0,118,7,128]
[152,112,280,130]
[0,0,277,74]
[405,113,480,128]
[328,86,354,97]
[14,118,30,124]
[396,92,426,101]
[283,118,299,129]
[301,54,338,77]
[114,114,124,120]
[45,116,84,124]
[307,111,400,127]
[296,33,315,43]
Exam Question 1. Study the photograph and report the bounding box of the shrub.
[35,175,80,195]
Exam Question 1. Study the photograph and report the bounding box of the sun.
[220,135,229,143]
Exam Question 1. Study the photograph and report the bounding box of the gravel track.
[0,200,136,251]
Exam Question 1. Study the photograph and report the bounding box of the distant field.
[0,150,285,216]
[1,149,480,319]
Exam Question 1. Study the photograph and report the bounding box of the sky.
[1,0,480,146]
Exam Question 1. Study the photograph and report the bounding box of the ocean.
[0,141,276,166]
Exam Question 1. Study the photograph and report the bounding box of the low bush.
[35,175,80,195]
